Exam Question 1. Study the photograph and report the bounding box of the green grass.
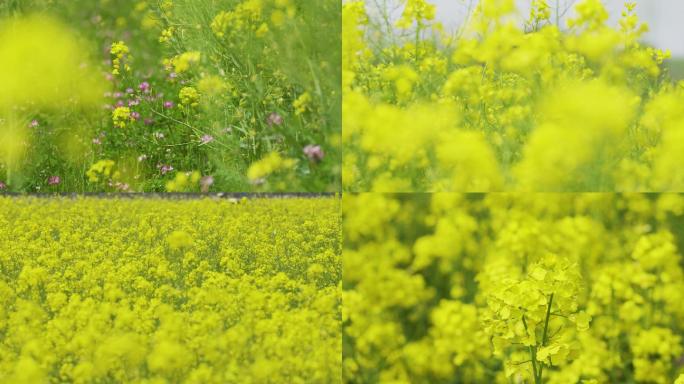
[0,0,341,193]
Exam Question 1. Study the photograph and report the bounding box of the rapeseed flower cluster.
[178,87,200,108]
[0,196,341,383]
[169,51,201,74]
[343,193,684,383]
[112,106,133,128]
[86,160,117,183]
[343,0,681,192]
[165,171,211,193]
[110,41,131,76]
[247,152,298,190]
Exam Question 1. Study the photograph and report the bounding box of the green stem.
[542,294,554,346]
[414,22,420,62]
[522,315,541,384]
[538,293,554,383]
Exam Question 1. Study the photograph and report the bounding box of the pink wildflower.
[303,145,325,162]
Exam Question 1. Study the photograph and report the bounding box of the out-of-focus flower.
[159,27,174,43]
[86,160,116,182]
[28,119,39,128]
[163,101,174,109]
[0,181,6,190]
[48,176,61,185]
[128,99,140,106]
[138,154,148,162]
[200,134,214,144]
[130,111,141,121]
[293,92,311,115]
[247,152,297,182]
[144,118,154,126]
[170,51,201,73]
[197,75,228,95]
[125,88,134,94]
[92,137,102,145]
[266,112,284,126]
[153,132,165,140]
[167,230,193,250]
[303,145,325,162]
[139,81,151,92]
[675,374,684,384]
[165,171,202,192]
[200,175,214,192]
[159,164,174,175]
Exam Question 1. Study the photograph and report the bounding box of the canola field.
[343,0,684,192]
[6,0,684,383]
[343,193,684,384]
[0,0,340,193]
[0,197,341,383]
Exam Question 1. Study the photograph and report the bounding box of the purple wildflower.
[163,101,174,109]
[128,99,140,107]
[200,134,214,145]
[303,145,325,162]
[115,100,125,107]
[159,164,174,175]
[28,119,39,128]
[130,111,141,121]
[113,92,123,98]
[266,112,284,126]
[0,181,6,190]
[48,176,61,186]
[139,81,151,92]
[125,88,134,94]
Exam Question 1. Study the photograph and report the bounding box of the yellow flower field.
[343,0,684,192]
[0,196,340,383]
[343,193,684,383]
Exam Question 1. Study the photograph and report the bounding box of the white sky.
[379,0,684,57]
